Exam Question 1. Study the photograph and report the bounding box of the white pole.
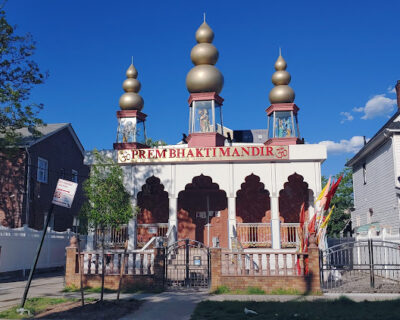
[207,195,210,247]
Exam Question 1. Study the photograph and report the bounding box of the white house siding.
[352,139,399,231]
[392,134,400,189]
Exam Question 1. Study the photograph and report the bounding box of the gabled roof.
[346,110,400,167]
[2,123,85,157]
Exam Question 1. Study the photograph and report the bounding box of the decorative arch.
[279,173,312,223]
[236,174,271,223]
[177,174,228,247]
[137,176,169,224]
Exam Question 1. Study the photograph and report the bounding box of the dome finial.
[186,19,224,94]
[268,51,295,104]
[119,59,144,110]
[203,12,206,23]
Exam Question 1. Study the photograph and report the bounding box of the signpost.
[19,179,78,311]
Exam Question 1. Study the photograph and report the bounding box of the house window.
[71,169,78,183]
[362,163,367,185]
[37,157,48,183]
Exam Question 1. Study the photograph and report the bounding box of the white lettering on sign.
[52,179,78,208]
[118,145,289,164]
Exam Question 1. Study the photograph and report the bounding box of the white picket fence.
[0,225,78,274]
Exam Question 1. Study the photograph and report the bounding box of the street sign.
[52,179,78,208]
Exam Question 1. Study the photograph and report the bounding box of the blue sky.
[5,0,400,176]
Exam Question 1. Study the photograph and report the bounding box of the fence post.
[319,249,324,289]
[153,247,165,289]
[307,233,321,293]
[368,239,375,288]
[65,237,78,287]
[185,239,190,287]
[210,248,222,291]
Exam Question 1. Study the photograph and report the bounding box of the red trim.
[116,110,147,121]
[266,103,299,116]
[113,142,149,150]
[187,132,226,148]
[188,92,224,106]
[264,137,300,146]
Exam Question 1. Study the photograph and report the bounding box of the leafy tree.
[80,150,133,300]
[322,167,353,237]
[145,137,167,147]
[0,7,47,147]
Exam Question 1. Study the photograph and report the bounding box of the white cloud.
[353,94,396,120]
[319,136,367,155]
[388,86,396,94]
[340,111,354,124]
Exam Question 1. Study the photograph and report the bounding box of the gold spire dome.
[119,62,144,111]
[269,52,295,104]
[186,18,224,94]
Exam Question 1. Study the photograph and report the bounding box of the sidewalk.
[0,272,153,313]
[119,289,208,320]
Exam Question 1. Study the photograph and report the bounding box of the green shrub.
[246,287,265,295]
[213,286,231,294]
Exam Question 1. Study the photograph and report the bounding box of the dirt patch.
[34,299,142,319]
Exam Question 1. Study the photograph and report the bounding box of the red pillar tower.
[265,52,302,146]
[113,61,148,150]
[185,18,226,148]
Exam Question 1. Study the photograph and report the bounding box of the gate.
[165,239,210,288]
[320,239,400,292]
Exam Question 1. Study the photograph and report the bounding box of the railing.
[137,223,168,247]
[281,223,299,248]
[236,223,272,248]
[80,249,154,275]
[95,225,128,249]
[221,251,307,276]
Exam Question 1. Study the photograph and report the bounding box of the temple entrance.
[165,239,210,289]
[177,175,228,247]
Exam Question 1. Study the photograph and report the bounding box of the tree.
[80,150,133,300]
[0,8,47,147]
[322,167,353,237]
[145,137,167,147]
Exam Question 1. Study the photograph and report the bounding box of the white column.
[128,198,137,250]
[169,197,178,243]
[86,231,94,250]
[228,196,236,249]
[270,195,281,249]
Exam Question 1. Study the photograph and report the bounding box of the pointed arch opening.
[279,173,314,247]
[236,174,271,248]
[177,174,228,247]
[136,176,169,246]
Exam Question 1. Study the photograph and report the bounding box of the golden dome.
[186,19,224,94]
[186,65,224,94]
[195,21,214,43]
[269,52,295,104]
[190,43,219,65]
[119,61,144,110]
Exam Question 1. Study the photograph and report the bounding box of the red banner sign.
[118,145,289,164]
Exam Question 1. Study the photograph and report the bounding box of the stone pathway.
[120,289,208,320]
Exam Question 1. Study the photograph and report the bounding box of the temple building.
[86,19,327,251]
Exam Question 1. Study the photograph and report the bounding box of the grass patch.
[213,286,231,294]
[63,285,163,294]
[0,297,76,319]
[269,288,301,295]
[212,286,266,295]
[191,299,400,320]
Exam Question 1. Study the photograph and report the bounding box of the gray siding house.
[346,81,400,235]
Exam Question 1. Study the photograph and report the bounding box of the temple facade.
[86,19,326,252]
